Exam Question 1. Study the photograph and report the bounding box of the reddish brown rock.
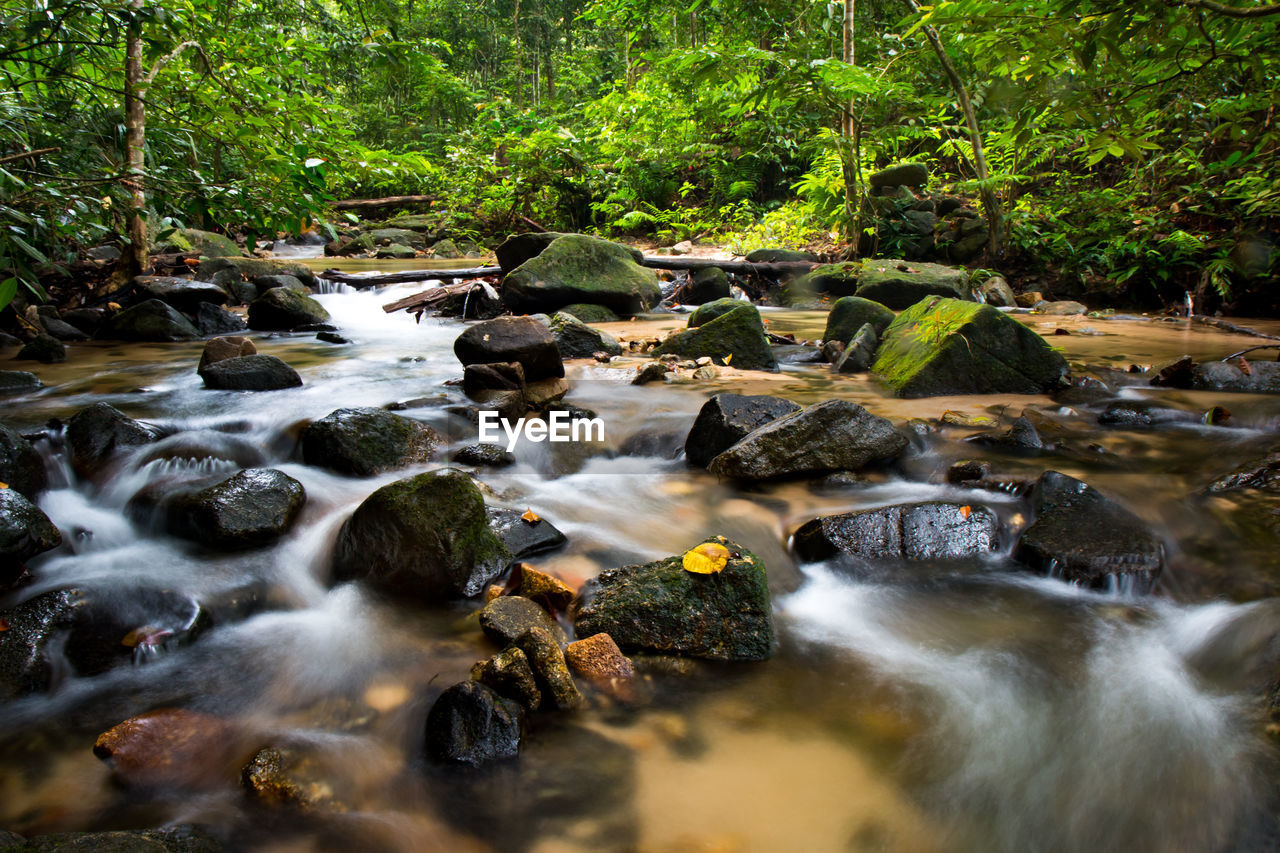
[565,633,638,702]
[93,708,251,789]
[198,336,256,374]
[515,564,575,612]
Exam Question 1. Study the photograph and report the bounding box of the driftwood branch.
[0,147,59,165]
[1221,344,1280,361]
[1192,314,1280,341]
[639,257,818,275]
[320,266,502,287]
[331,195,436,211]
[381,282,486,313]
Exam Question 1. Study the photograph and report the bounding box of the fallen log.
[331,194,436,211]
[382,281,486,314]
[639,257,819,275]
[1191,314,1280,342]
[319,266,502,287]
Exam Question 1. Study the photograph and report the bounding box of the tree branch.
[143,41,205,87]
[1169,0,1280,17]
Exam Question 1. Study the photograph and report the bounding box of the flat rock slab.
[793,502,999,563]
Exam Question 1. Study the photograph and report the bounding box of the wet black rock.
[495,231,566,273]
[479,595,568,647]
[66,402,158,480]
[707,399,906,481]
[793,502,999,563]
[0,370,42,396]
[316,331,349,344]
[1204,453,1280,493]
[1014,471,1164,590]
[1190,360,1280,394]
[0,488,62,582]
[246,287,331,331]
[832,323,878,374]
[822,296,895,344]
[682,267,730,305]
[193,303,247,336]
[301,407,439,476]
[965,415,1048,450]
[454,316,565,381]
[0,589,77,698]
[572,535,774,661]
[253,273,309,293]
[332,469,510,601]
[61,308,106,337]
[63,586,210,676]
[100,299,201,342]
[1097,402,1202,428]
[744,248,819,263]
[1149,355,1195,388]
[36,309,89,342]
[0,423,48,497]
[487,507,567,560]
[549,312,622,359]
[16,334,66,363]
[0,825,223,852]
[452,444,515,467]
[166,468,306,550]
[199,355,302,391]
[425,681,524,767]
[514,626,583,709]
[472,646,542,710]
[683,393,801,468]
[132,276,229,312]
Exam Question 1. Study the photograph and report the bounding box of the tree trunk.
[838,0,861,244]
[122,0,148,278]
[902,0,1003,255]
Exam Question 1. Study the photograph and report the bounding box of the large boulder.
[301,408,439,476]
[683,393,801,468]
[979,275,1017,308]
[682,267,730,305]
[65,402,157,480]
[496,232,566,273]
[100,299,201,342]
[0,488,62,582]
[331,469,510,601]
[572,535,774,661]
[425,681,524,767]
[872,297,1069,397]
[869,162,929,189]
[1014,471,1164,591]
[822,296,895,344]
[559,303,620,324]
[367,227,427,248]
[855,260,969,309]
[502,235,660,315]
[131,276,229,312]
[1190,360,1280,394]
[651,303,777,371]
[707,399,906,481]
[793,502,999,563]
[165,227,244,258]
[192,303,247,337]
[0,371,42,397]
[199,355,302,391]
[687,297,745,328]
[165,468,306,551]
[791,263,862,298]
[454,316,564,381]
[198,336,256,373]
[247,287,330,331]
[549,312,622,359]
[0,424,47,497]
[197,257,317,290]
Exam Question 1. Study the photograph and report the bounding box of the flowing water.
[3,277,1280,852]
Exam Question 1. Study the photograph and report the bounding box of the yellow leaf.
[682,542,730,574]
[0,482,7,489]
[521,509,541,524]
[960,505,971,519]
[723,353,733,365]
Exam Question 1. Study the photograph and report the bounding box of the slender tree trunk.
[902,0,1003,255]
[123,0,148,277]
[513,0,523,105]
[839,0,860,245]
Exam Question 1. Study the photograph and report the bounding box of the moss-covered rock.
[0,423,47,498]
[375,243,416,259]
[652,303,777,371]
[367,227,427,248]
[822,296,895,343]
[430,238,462,258]
[744,248,819,263]
[502,235,660,315]
[790,262,862,298]
[572,535,774,661]
[100,300,201,342]
[165,468,306,551]
[180,228,244,257]
[559,303,620,324]
[332,469,510,601]
[686,297,743,328]
[854,260,969,309]
[197,257,318,289]
[247,287,330,331]
[872,297,1070,397]
[682,267,730,305]
[301,407,439,477]
[549,312,622,358]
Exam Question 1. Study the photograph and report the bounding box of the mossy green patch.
[687,297,743,328]
[653,303,777,371]
[822,296,896,343]
[790,262,862,298]
[502,234,660,315]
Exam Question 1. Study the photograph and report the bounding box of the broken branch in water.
[1220,344,1280,361]
[321,266,503,287]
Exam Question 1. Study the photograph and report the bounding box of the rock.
[792,262,862,298]
[0,423,47,497]
[793,502,999,563]
[169,227,244,258]
[1014,471,1164,590]
[632,362,670,385]
[744,248,819,263]
[193,303,247,336]
[94,708,241,789]
[463,360,526,399]
[832,323,878,373]
[488,507,567,560]
[376,243,417,259]
[573,536,774,661]
[1097,402,1201,428]
[559,303,620,324]
[0,589,77,698]
[132,276,229,312]
[479,596,568,647]
[872,297,1070,397]
[683,393,801,468]
[332,469,510,601]
[687,297,746,328]
[822,296,896,343]
[455,316,564,381]
[37,310,88,341]
[16,334,66,362]
[549,312,622,359]
[66,402,157,480]
[855,260,969,309]
[452,444,516,467]
[87,244,122,261]
[502,234,660,315]
[940,215,990,262]
[966,415,1048,450]
[199,355,302,391]
[979,275,1017,307]
[1149,355,1195,388]
[682,267,730,304]
[1190,360,1280,394]
[252,274,309,294]
[197,336,256,373]
[0,370,42,396]
[514,626,583,710]
[707,399,906,481]
[430,237,462,258]
[0,826,222,851]
[1204,453,1280,493]
[870,162,929,189]
[0,332,20,347]
[670,240,693,255]
[1033,299,1087,315]
[564,633,637,702]
[472,647,542,710]
[425,681,524,767]
[301,407,439,476]
[61,307,106,336]
[367,227,427,248]
[243,744,344,812]
[165,468,305,550]
[496,231,567,273]
[197,256,317,290]
[0,488,62,581]
[247,287,330,331]
[316,331,349,344]
[100,299,203,342]
[651,303,777,371]
[513,564,576,612]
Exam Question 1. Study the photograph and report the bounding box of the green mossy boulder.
[247,287,330,331]
[549,312,622,358]
[872,297,1069,398]
[301,407,440,476]
[687,297,743,328]
[197,257,318,290]
[375,243,416,259]
[559,303,620,324]
[572,535,775,661]
[502,235,660,315]
[653,303,777,371]
[367,227,427,248]
[822,296,896,343]
[854,260,969,309]
[332,469,511,601]
[682,267,730,304]
[790,262,862,298]
[744,248,819,263]
[869,162,929,189]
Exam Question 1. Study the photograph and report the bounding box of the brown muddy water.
[2,273,1279,852]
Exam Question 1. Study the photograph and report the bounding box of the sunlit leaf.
[683,542,730,574]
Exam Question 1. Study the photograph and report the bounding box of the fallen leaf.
[0,482,7,489]
[960,505,972,519]
[521,509,541,524]
[723,353,733,365]
[1237,358,1252,376]
[0,619,9,631]
[682,542,730,574]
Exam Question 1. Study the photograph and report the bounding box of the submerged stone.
[425,681,524,767]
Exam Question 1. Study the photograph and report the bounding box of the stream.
[2,272,1279,852]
